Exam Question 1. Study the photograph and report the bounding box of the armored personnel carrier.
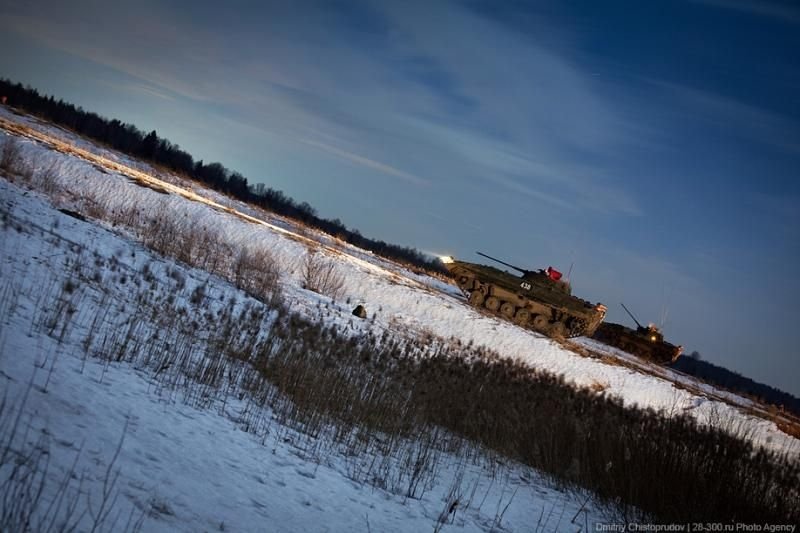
[592,303,682,364]
[442,252,607,339]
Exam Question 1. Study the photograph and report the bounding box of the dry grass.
[777,420,800,440]
[588,380,609,393]
[130,176,170,195]
[21,249,797,524]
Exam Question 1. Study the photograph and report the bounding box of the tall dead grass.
[22,249,797,523]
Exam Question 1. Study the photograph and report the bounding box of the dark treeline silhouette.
[0,79,447,274]
[672,352,800,417]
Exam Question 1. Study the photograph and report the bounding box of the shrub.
[233,246,281,302]
[301,249,345,300]
[36,160,62,195]
[191,226,233,277]
[0,137,24,177]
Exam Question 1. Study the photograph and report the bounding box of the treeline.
[0,79,447,274]
[672,353,800,417]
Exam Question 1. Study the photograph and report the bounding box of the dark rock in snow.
[58,208,87,221]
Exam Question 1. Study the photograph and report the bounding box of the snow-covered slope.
[1,106,799,530]
[1,106,795,457]
[0,179,602,531]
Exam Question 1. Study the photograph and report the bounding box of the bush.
[36,160,62,195]
[0,137,24,176]
[234,246,281,302]
[301,249,345,300]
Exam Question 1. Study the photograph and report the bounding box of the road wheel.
[532,314,549,331]
[468,291,485,307]
[550,322,568,339]
[514,308,530,326]
[569,319,587,337]
[500,302,516,318]
[485,296,500,312]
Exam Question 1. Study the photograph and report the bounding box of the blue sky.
[1,0,799,394]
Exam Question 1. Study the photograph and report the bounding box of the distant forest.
[672,353,800,418]
[0,79,447,275]
[4,79,799,416]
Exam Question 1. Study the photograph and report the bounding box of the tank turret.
[476,252,571,295]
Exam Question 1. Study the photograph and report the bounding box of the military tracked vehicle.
[442,252,607,339]
[592,303,682,364]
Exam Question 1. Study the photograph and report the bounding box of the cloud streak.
[0,0,647,216]
[692,0,800,24]
[652,80,800,156]
[298,138,429,186]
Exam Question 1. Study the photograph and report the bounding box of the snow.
[3,105,798,456]
[1,106,798,529]
[0,177,604,531]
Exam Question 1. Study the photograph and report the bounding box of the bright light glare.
[440,255,454,264]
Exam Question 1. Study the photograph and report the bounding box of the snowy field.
[1,106,795,457]
[1,106,799,530]
[0,179,603,531]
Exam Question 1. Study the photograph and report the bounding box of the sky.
[1,0,798,395]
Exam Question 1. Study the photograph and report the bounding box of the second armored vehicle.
[442,252,607,339]
[591,303,682,364]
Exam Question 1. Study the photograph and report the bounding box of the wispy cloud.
[98,80,176,101]
[651,80,800,156]
[0,0,649,219]
[298,139,429,186]
[404,118,642,215]
[691,0,800,24]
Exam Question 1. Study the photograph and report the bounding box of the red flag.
[546,267,562,281]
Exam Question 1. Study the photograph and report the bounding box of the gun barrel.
[476,252,529,275]
[620,303,644,329]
